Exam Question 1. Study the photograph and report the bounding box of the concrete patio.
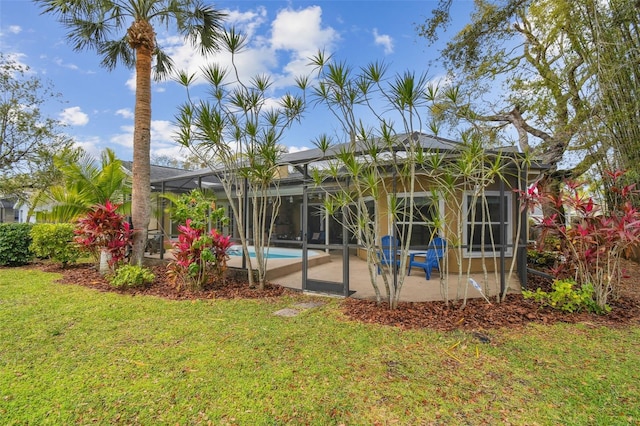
[148,248,522,303]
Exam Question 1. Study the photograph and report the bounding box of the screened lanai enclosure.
[147,132,545,300]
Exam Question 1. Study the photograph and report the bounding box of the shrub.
[519,170,640,310]
[30,223,81,267]
[526,249,559,268]
[523,279,606,314]
[167,219,232,290]
[0,223,33,266]
[74,200,132,273]
[108,264,155,289]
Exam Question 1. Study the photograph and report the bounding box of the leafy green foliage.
[526,249,558,268]
[523,279,605,314]
[37,148,130,223]
[29,223,80,267]
[0,223,33,266]
[107,264,155,289]
[163,189,222,231]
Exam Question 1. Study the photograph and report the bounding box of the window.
[392,193,442,249]
[463,191,512,257]
[352,197,375,245]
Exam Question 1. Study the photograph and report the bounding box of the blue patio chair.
[378,235,401,274]
[408,237,447,280]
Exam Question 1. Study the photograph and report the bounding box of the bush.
[527,249,558,268]
[0,223,33,266]
[167,219,232,291]
[522,279,606,314]
[108,265,155,289]
[30,223,81,267]
[74,200,132,273]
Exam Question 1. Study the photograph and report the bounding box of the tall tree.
[0,54,74,205]
[417,0,615,187]
[576,0,640,208]
[37,0,226,264]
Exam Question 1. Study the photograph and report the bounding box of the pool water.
[227,245,319,259]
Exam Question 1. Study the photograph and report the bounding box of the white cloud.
[271,6,338,55]
[372,29,393,55]
[226,7,268,39]
[73,136,103,159]
[8,25,22,35]
[116,108,134,119]
[54,58,79,71]
[268,6,339,87]
[110,119,177,150]
[109,124,134,148]
[59,107,89,126]
[125,73,136,91]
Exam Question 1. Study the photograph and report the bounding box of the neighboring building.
[0,198,18,223]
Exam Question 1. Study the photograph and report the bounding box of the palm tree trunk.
[129,21,154,265]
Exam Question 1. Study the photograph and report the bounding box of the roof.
[149,132,546,192]
[0,198,15,209]
[280,132,464,165]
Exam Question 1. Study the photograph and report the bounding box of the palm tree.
[36,148,131,223]
[36,0,226,264]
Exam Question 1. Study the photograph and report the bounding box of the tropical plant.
[521,170,640,309]
[29,223,81,267]
[74,200,133,274]
[175,27,307,290]
[167,219,232,290]
[36,148,130,223]
[0,223,33,266]
[162,189,220,231]
[37,0,227,265]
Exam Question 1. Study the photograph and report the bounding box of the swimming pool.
[227,245,321,259]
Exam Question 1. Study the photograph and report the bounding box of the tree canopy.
[418,0,639,186]
[0,54,74,208]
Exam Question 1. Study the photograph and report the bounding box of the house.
[149,132,546,296]
[0,198,18,223]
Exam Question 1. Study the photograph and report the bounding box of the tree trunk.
[99,249,111,275]
[128,20,154,265]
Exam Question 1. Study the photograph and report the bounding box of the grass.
[1,267,639,425]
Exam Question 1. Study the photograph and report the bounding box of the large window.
[463,191,512,257]
[393,193,442,249]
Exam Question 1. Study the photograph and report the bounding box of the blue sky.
[0,0,473,163]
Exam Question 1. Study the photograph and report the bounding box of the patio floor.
[147,249,522,303]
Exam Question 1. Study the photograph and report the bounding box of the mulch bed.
[35,259,640,331]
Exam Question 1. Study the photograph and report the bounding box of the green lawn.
[1,267,638,425]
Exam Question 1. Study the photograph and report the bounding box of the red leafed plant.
[167,219,232,290]
[519,171,640,310]
[74,200,132,271]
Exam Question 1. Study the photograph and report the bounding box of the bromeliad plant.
[74,200,132,273]
[521,170,640,310]
[168,219,232,290]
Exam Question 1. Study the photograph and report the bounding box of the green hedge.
[0,223,33,266]
[30,223,80,267]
